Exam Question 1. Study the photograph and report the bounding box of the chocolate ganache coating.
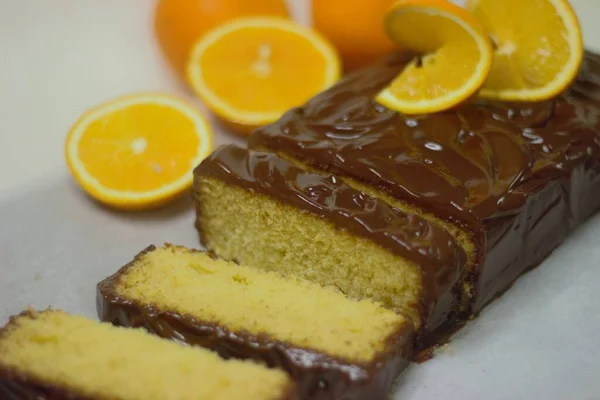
[250,51,600,311]
[194,145,466,340]
[0,376,90,400]
[97,245,413,400]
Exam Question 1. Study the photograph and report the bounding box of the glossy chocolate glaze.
[0,376,87,400]
[250,51,600,311]
[97,245,413,400]
[194,145,466,341]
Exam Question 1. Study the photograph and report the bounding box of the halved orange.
[65,93,213,210]
[468,0,584,101]
[154,0,289,81]
[376,0,493,114]
[187,17,341,135]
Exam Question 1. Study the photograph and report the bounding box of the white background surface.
[0,1,599,399]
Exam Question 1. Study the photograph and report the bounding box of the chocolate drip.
[0,377,88,400]
[194,146,466,340]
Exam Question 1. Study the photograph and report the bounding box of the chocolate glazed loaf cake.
[98,245,413,400]
[194,145,466,348]
[249,51,600,316]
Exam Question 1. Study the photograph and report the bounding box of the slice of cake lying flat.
[97,244,413,400]
[249,51,600,315]
[0,309,293,400]
[193,145,466,348]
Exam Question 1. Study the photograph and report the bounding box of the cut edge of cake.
[0,308,294,400]
[97,244,414,400]
[192,145,468,350]
[250,146,479,305]
[247,52,600,318]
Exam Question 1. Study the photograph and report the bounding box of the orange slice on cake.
[468,0,584,101]
[65,94,213,210]
[376,0,493,114]
[187,17,341,135]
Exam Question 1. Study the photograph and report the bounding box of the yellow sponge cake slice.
[0,309,293,400]
[98,244,413,399]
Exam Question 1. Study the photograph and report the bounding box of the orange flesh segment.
[377,0,492,114]
[386,12,486,100]
[66,94,213,210]
[187,17,341,130]
[469,0,583,99]
[200,27,329,114]
[79,104,200,192]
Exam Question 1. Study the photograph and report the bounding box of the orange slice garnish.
[376,0,493,114]
[186,17,341,135]
[65,93,213,210]
[468,0,584,101]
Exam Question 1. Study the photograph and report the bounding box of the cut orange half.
[468,0,583,101]
[187,17,341,135]
[376,0,493,114]
[65,94,213,210]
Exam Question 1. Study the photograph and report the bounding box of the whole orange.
[154,0,289,81]
[312,0,398,71]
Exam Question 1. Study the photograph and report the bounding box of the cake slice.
[249,51,600,316]
[194,146,465,342]
[193,145,466,348]
[0,309,293,400]
[97,244,413,400]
